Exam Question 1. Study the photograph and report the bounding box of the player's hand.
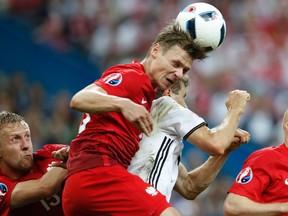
[121,99,153,136]
[226,128,250,152]
[51,146,69,169]
[225,90,250,115]
[234,128,250,143]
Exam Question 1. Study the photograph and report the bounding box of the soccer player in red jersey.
[0,111,68,216]
[224,108,288,215]
[63,21,207,216]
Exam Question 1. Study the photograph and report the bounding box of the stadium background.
[0,0,287,215]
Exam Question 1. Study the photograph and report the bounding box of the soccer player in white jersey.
[128,76,250,202]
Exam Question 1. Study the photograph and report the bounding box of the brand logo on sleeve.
[236,167,253,184]
[103,73,123,86]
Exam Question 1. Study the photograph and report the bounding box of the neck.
[0,164,29,180]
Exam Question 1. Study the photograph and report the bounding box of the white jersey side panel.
[128,96,205,201]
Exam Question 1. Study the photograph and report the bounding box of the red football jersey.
[228,143,288,204]
[0,144,66,216]
[67,60,155,176]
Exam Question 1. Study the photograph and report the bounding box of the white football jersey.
[128,96,206,201]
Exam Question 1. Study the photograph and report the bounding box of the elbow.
[184,193,198,200]
[181,188,202,200]
[70,97,78,109]
[70,96,84,111]
[224,199,241,216]
[206,142,226,156]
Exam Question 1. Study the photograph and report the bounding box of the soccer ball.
[176,2,226,52]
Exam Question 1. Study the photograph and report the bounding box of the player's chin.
[21,157,34,169]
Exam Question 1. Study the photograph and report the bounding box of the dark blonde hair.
[149,20,207,61]
[170,75,190,94]
[0,111,25,130]
[0,111,27,146]
[156,75,190,98]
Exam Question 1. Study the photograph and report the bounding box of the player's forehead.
[1,121,30,136]
[165,45,193,68]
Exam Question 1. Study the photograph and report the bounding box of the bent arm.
[187,113,247,156]
[70,84,129,114]
[10,167,67,209]
[186,90,250,156]
[70,84,153,136]
[174,152,230,200]
[224,193,288,216]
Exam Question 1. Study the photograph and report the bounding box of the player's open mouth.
[166,78,173,84]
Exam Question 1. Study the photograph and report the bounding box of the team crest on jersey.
[236,167,253,184]
[0,183,8,203]
[146,186,158,196]
[103,73,122,86]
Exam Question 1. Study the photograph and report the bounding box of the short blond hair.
[0,111,25,130]
[155,75,189,99]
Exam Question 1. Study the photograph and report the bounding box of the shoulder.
[102,61,147,80]
[152,96,183,113]
[97,61,153,96]
[250,145,283,157]
[245,144,284,166]
[0,176,16,212]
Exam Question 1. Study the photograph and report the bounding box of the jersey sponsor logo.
[236,167,253,184]
[103,73,122,86]
[0,183,8,203]
[145,186,158,196]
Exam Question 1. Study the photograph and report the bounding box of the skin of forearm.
[37,167,67,195]
[70,87,128,114]
[224,194,288,216]
[175,152,230,200]
[209,109,243,154]
[11,167,67,208]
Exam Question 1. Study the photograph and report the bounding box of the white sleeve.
[156,97,206,139]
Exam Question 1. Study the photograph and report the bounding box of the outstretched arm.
[10,167,67,209]
[224,193,288,216]
[174,150,230,200]
[174,131,248,200]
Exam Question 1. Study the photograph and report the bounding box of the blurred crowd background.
[0,0,288,215]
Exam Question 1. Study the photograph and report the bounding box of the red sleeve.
[228,149,272,202]
[0,176,17,216]
[96,71,138,98]
[34,144,68,158]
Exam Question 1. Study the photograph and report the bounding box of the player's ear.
[151,43,161,57]
[284,122,288,131]
[163,88,171,96]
